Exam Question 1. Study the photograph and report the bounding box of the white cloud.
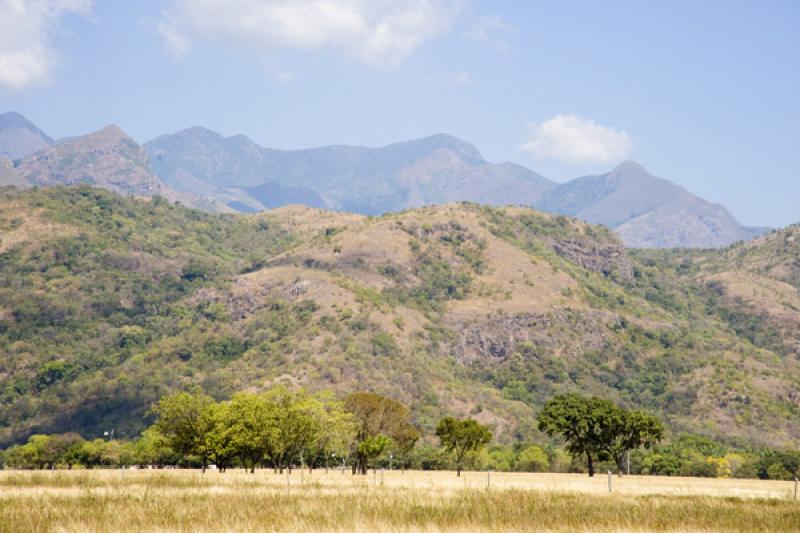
[158,15,191,59]
[159,0,462,69]
[275,70,294,84]
[520,114,633,165]
[0,0,91,90]
[464,15,514,41]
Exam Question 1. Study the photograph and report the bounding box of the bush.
[516,445,549,472]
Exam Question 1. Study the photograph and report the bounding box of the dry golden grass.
[0,469,797,532]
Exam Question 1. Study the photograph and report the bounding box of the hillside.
[536,161,766,248]
[0,187,798,448]
[144,128,556,214]
[633,225,800,359]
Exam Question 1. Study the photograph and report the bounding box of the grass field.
[0,469,798,532]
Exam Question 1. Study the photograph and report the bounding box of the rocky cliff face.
[452,309,616,365]
[551,238,633,281]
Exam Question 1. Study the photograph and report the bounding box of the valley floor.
[0,469,797,532]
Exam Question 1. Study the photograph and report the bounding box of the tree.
[516,445,549,472]
[435,417,492,477]
[260,387,320,473]
[537,394,663,477]
[77,439,108,469]
[151,391,216,471]
[390,423,421,472]
[210,392,276,473]
[344,392,417,475]
[301,390,356,472]
[537,394,611,477]
[133,427,177,468]
[598,409,663,475]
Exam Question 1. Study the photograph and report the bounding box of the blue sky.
[1,0,798,227]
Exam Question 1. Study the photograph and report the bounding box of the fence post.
[608,470,612,493]
[380,468,384,486]
[487,469,490,489]
[794,476,798,501]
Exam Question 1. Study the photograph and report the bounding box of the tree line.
[2,389,798,480]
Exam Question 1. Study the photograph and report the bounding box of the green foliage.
[371,331,399,357]
[516,445,549,472]
[435,417,492,476]
[151,391,216,467]
[538,394,663,476]
[345,392,419,474]
[0,187,293,444]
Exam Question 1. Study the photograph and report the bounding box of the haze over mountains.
[0,111,773,248]
[536,161,769,248]
[0,112,53,160]
[144,127,555,215]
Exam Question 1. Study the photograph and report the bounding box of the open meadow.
[0,469,798,532]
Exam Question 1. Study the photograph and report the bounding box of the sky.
[0,0,798,227]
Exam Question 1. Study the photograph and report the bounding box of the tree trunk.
[457,466,461,477]
[587,452,595,477]
[614,454,625,477]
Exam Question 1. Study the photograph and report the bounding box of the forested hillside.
[0,187,797,448]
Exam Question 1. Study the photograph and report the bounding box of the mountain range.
[0,111,771,248]
[144,127,555,215]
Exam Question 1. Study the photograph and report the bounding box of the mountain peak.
[94,124,129,139]
[0,111,54,159]
[0,111,31,128]
[392,133,485,163]
[609,160,649,178]
[180,126,223,138]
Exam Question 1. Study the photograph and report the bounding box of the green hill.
[0,186,797,447]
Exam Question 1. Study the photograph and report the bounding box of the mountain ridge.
[144,127,557,215]
[0,111,771,248]
[536,161,767,248]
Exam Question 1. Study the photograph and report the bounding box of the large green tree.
[209,392,277,473]
[537,394,663,477]
[344,392,417,475]
[151,391,216,472]
[435,417,492,476]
